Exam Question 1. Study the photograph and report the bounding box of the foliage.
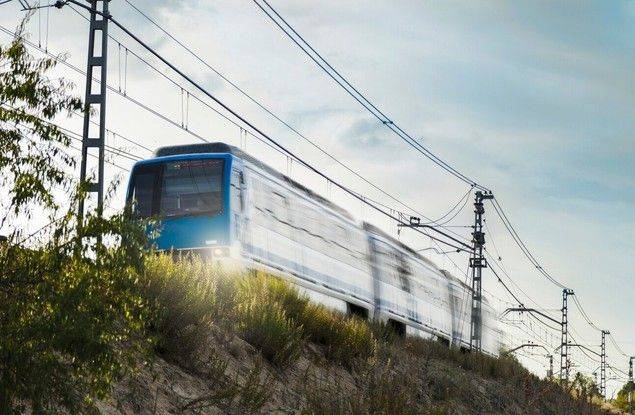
[142,254,234,362]
[0,22,150,414]
[300,302,377,366]
[235,274,305,367]
[0,18,82,224]
[402,336,526,381]
[613,380,635,413]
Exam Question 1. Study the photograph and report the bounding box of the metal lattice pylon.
[78,0,109,223]
[560,288,574,383]
[469,190,493,352]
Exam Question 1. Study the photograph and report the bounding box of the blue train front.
[126,143,243,259]
[126,142,505,356]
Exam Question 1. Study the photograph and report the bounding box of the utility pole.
[629,356,633,382]
[549,354,554,379]
[560,288,574,383]
[469,190,493,352]
[601,330,609,398]
[78,0,109,224]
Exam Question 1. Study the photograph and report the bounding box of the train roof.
[153,142,355,221]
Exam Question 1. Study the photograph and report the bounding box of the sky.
[1,0,633,396]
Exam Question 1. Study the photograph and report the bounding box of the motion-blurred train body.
[126,142,504,355]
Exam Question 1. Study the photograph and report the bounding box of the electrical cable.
[252,0,489,192]
[0,22,470,253]
[491,197,567,289]
[608,333,628,357]
[424,186,473,226]
[64,5,474,245]
[571,295,601,332]
[121,0,476,235]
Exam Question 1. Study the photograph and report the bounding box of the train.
[126,142,504,355]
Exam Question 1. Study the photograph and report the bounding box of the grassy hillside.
[94,255,621,414]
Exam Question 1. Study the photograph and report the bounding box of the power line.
[1,18,470,253]
[2,103,136,171]
[490,197,567,289]
[424,186,473,226]
[121,0,474,235]
[484,250,553,314]
[571,295,601,332]
[608,333,628,357]
[55,7,474,246]
[488,264,524,308]
[251,0,489,192]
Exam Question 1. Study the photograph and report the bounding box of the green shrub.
[237,271,309,322]
[300,303,377,366]
[142,254,235,361]
[235,295,304,367]
[234,273,376,367]
[403,336,527,382]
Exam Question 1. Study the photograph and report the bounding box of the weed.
[235,358,272,413]
[235,294,304,367]
[300,303,377,367]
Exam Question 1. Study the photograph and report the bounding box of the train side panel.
[366,225,453,343]
[237,160,374,315]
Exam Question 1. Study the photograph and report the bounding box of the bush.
[0,213,150,414]
[233,272,376,368]
[300,303,377,366]
[236,295,304,367]
[403,336,526,382]
[142,254,235,361]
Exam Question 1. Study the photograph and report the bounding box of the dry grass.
[142,255,377,369]
[133,255,615,415]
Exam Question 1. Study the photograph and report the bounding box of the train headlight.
[211,246,230,257]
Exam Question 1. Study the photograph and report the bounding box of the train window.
[159,159,224,218]
[129,163,159,218]
[230,168,244,213]
[397,253,412,293]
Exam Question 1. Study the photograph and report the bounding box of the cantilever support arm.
[503,343,551,356]
[502,307,562,327]
[552,343,602,358]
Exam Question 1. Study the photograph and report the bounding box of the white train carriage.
[364,223,454,343]
[237,151,375,317]
[443,270,472,349]
[129,142,504,355]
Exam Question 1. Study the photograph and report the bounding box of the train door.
[230,164,246,249]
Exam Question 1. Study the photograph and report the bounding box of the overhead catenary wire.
[1,23,463,248]
[252,0,489,192]
[121,0,473,234]
[1,103,137,170]
[423,186,473,226]
[68,4,474,247]
[571,295,601,332]
[0,20,470,253]
[488,264,525,308]
[102,12,476,252]
[248,1,627,363]
[60,5,473,245]
[490,197,567,289]
[608,333,628,357]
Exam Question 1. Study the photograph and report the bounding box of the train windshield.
[129,158,225,219]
